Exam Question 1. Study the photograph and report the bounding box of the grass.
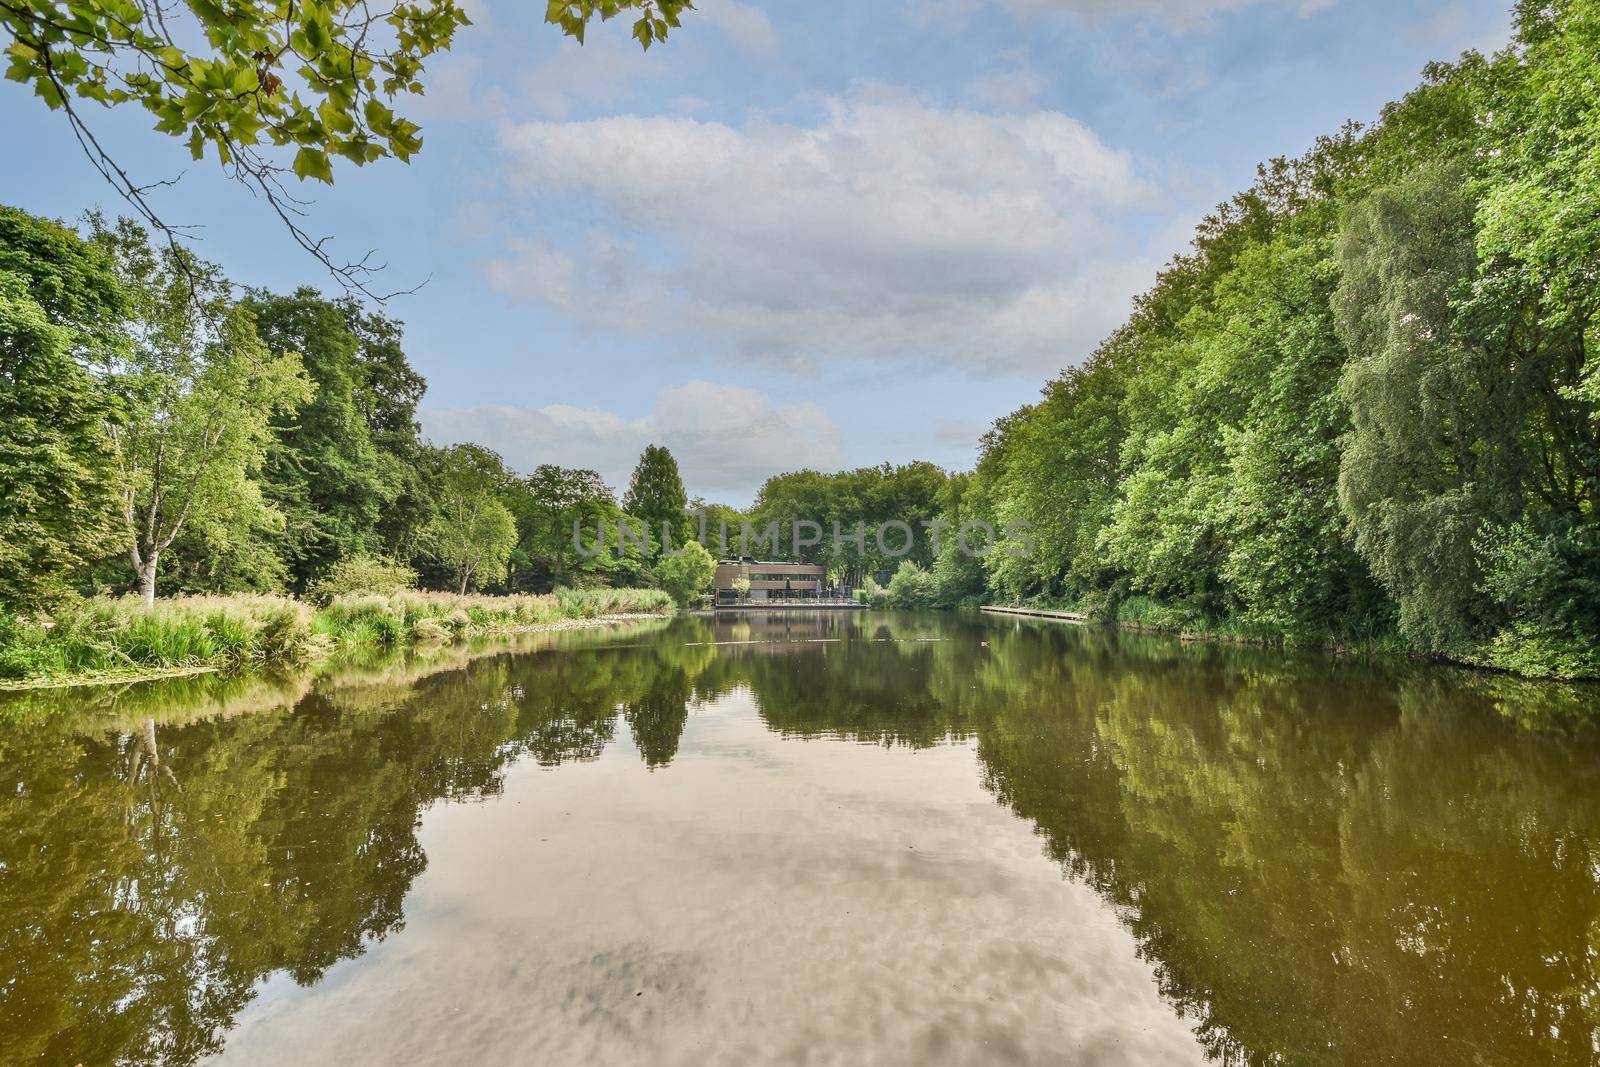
[0,595,322,684]
[0,587,674,688]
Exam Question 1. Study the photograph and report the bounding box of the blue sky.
[4,0,1511,504]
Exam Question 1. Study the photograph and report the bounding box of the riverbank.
[0,589,674,691]
[981,600,1378,649]
[982,599,1600,682]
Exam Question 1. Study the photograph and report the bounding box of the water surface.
[3,612,1599,1065]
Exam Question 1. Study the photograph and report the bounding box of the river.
[3,611,1598,1065]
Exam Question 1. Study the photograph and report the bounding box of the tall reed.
[1,588,673,685]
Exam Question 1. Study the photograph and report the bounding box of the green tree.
[0,206,130,611]
[0,271,122,611]
[929,473,988,606]
[955,24,1600,675]
[0,204,126,348]
[655,539,715,606]
[340,299,432,557]
[976,349,1128,604]
[93,217,312,604]
[1333,163,1499,648]
[691,498,747,558]
[507,465,619,591]
[1477,0,1600,332]
[623,444,691,556]
[749,469,835,563]
[1334,159,1598,650]
[748,462,950,582]
[426,444,517,594]
[247,288,402,589]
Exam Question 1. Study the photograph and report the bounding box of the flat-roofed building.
[713,559,826,603]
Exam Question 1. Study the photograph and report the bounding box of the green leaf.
[319,100,354,135]
[292,146,333,183]
[363,98,394,135]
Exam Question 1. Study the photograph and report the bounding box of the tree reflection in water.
[2,613,1599,1065]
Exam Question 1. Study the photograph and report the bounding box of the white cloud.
[419,381,842,502]
[516,37,674,119]
[440,1,773,121]
[412,53,494,120]
[964,64,1047,111]
[934,418,990,454]
[1408,4,1512,55]
[918,0,1333,31]
[488,91,1157,376]
[696,0,780,57]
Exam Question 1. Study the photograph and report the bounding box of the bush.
[656,542,715,606]
[886,562,938,608]
[307,556,418,605]
[1481,622,1600,681]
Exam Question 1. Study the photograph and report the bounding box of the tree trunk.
[458,569,470,596]
[139,552,159,606]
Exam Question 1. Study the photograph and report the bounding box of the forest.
[0,204,722,606]
[4,0,1600,681]
[753,0,1600,681]
[0,204,696,682]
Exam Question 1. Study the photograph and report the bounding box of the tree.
[0,271,122,611]
[945,9,1598,678]
[1333,165,1491,647]
[426,444,517,594]
[2,0,691,291]
[247,288,402,590]
[623,444,691,555]
[750,469,836,564]
[976,349,1128,604]
[929,473,987,606]
[1332,160,1593,649]
[691,498,746,558]
[0,205,126,347]
[338,299,432,557]
[1477,0,1600,332]
[94,216,312,604]
[655,540,715,606]
[747,463,950,583]
[0,206,129,612]
[507,465,618,591]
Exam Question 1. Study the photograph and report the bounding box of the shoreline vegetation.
[0,589,673,691]
[979,597,1600,687]
[0,617,679,729]
[982,599,1412,655]
[4,5,1600,691]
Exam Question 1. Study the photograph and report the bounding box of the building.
[713,559,826,604]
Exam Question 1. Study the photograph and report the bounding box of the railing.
[711,594,864,608]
